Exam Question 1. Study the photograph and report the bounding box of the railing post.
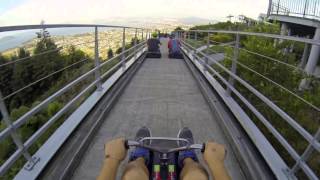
[195,31,198,41]
[121,27,126,69]
[134,28,138,59]
[0,91,39,171]
[94,26,102,91]
[226,33,240,96]
[141,30,144,41]
[277,0,280,14]
[303,0,309,17]
[204,32,210,71]
[146,31,148,40]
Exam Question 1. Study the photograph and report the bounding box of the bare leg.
[122,158,149,180]
[180,158,208,180]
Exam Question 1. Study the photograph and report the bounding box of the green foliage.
[47,101,63,117]
[115,42,135,55]
[0,54,13,97]
[210,34,233,43]
[215,22,320,176]
[0,30,94,178]
[130,37,140,46]
[107,48,114,59]
[188,21,319,177]
[174,26,184,31]
[190,21,248,31]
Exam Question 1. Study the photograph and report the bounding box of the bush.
[210,34,233,43]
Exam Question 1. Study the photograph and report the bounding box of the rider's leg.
[122,127,151,180]
[180,158,208,180]
[178,127,209,180]
[122,157,149,180]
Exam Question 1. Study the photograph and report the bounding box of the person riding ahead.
[146,32,161,58]
[168,35,181,53]
[168,35,183,59]
[97,127,231,180]
[147,32,161,53]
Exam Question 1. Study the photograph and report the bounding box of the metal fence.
[269,0,320,21]
[177,30,320,179]
[0,24,150,178]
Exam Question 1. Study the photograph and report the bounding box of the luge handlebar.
[125,137,205,153]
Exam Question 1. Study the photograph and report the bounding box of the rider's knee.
[180,158,209,180]
[122,158,149,180]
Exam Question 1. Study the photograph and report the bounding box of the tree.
[65,45,86,65]
[107,48,114,59]
[130,37,140,46]
[0,54,13,98]
[31,30,63,97]
[10,48,33,109]
[174,27,184,31]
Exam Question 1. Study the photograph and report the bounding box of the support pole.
[280,23,288,43]
[121,27,126,69]
[226,33,240,96]
[300,27,320,89]
[304,27,320,75]
[299,37,310,68]
[94,26,102,91]
[267,0,272,16]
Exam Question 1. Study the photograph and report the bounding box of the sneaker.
[135,126,152,145]
[177,127,198,168]
[129,127,151,164]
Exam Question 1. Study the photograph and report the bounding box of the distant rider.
[147,32,161,53]
[168,35,183,58]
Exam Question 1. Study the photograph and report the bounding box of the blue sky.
[0,0,268,26]
[0,0,27,14]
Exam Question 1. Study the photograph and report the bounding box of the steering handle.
[125,139,205,153]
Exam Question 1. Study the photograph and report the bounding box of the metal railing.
[268,0,320,21]
[0,24,151,178]
[176,30,320,179]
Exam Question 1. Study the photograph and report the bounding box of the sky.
[0,0,269,26]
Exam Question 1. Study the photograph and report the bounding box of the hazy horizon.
[0,0,268,26]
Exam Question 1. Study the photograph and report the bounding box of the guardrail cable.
[3,58,89,100]
[189,38,310,75]
[183,40,320,113]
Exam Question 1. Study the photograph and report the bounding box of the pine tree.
[107,48,114,59]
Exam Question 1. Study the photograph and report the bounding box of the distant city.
[0,17,215,53]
